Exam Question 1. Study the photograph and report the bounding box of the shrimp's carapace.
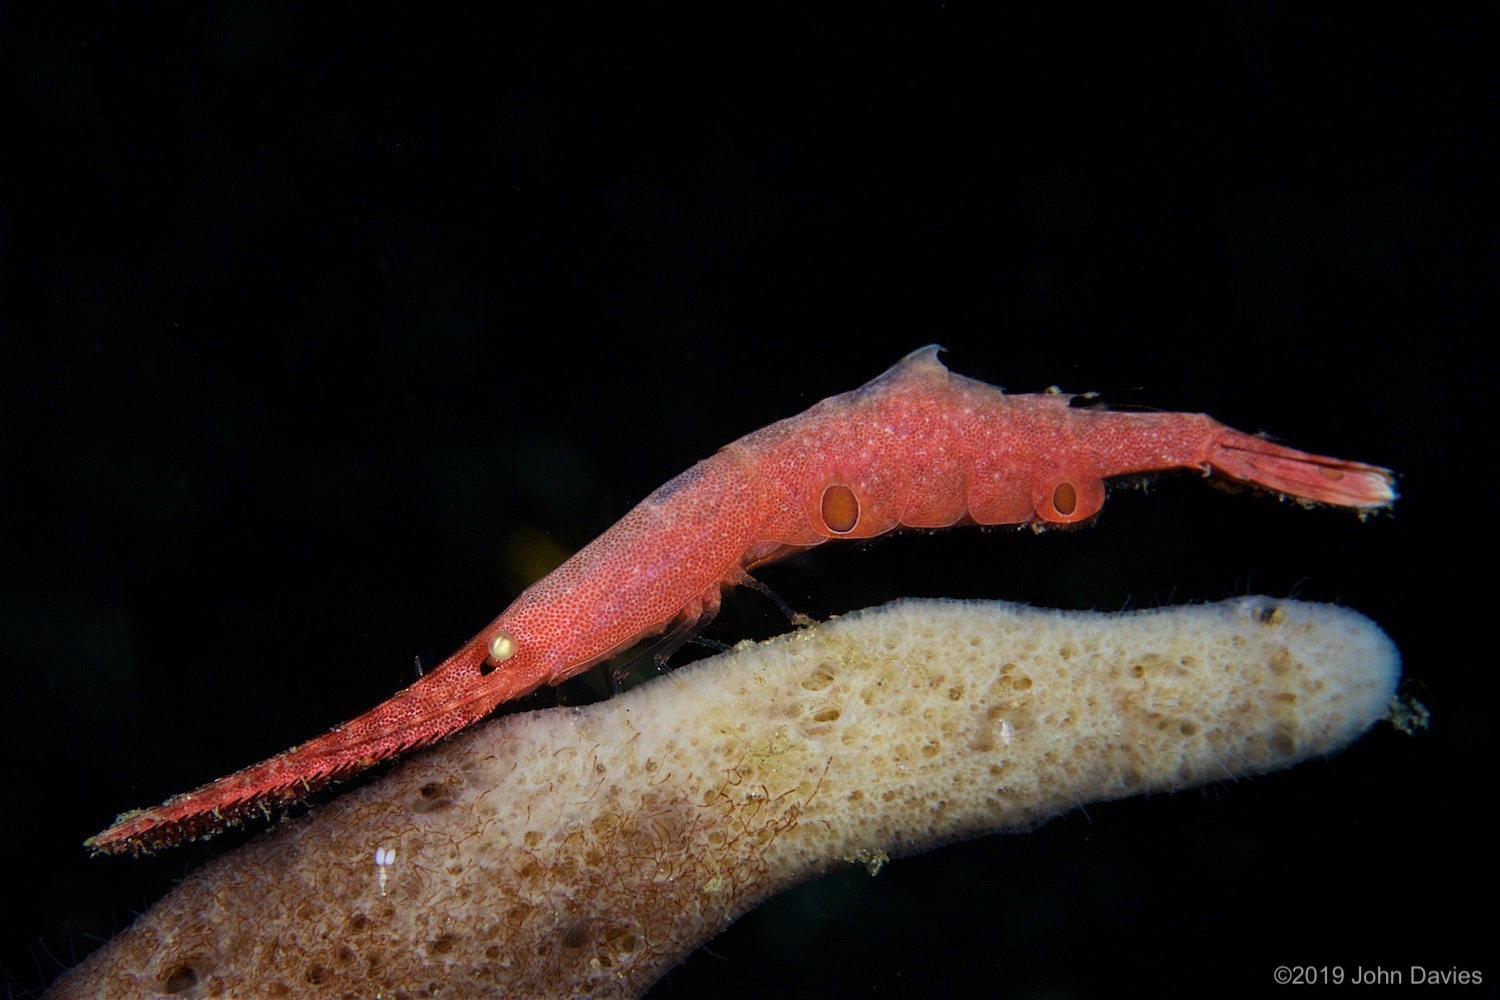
[87,346,1394,855]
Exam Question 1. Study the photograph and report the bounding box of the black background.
[2,3,1492,997]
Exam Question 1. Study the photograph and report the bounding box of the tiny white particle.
[375,845,396,894]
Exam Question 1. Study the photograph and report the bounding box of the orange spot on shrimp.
[1052,481,1078,517]
[820,483,861,534]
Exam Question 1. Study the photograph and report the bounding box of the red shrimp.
[86,345,1395,855]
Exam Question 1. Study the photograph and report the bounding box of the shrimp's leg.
[615,562,815,691]
[737,573,816,628]
[609,570,811,692]
[650,609,720,668]
[606,617,713,692]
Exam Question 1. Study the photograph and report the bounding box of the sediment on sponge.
[50,596,1399,1000]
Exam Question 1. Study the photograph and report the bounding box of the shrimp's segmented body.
[87,346,1394,855]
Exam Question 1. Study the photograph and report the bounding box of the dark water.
[2,4,1489,996]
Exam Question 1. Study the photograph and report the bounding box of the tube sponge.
[47,596,1399,999]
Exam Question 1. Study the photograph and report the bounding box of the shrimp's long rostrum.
[87,346,1395,855]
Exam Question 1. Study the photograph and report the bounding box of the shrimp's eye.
[485,631,517,671]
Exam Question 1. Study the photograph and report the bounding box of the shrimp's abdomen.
[726,345,1392,542]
